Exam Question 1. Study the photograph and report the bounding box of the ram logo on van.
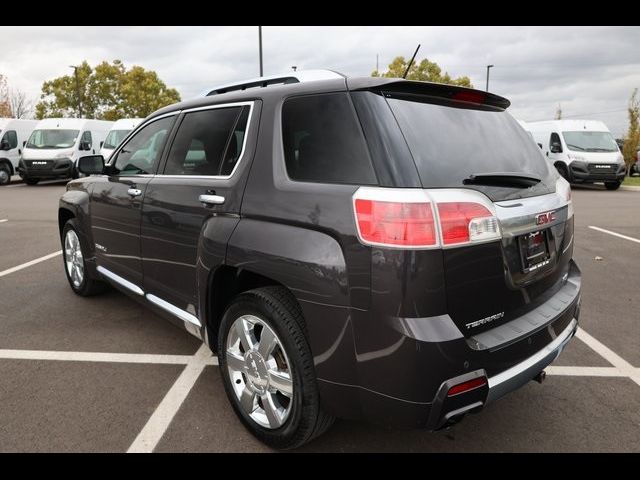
[536,211,556,226]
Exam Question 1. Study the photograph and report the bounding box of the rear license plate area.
[518,230,551,272]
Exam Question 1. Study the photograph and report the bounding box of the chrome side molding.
[146,293,202,327]
[97,266,144,296]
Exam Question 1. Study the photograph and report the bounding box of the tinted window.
[387,95,555,200]
[282,93,377,185]
[2,130,18,149]
[81,130,92,149]
[113,117,174,175]
[164,106,248,176]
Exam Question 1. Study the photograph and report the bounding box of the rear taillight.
[353,188,501,249]
[447,376,487,397]
[437,202,499,245]
[354,199,437,247]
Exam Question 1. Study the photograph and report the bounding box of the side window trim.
[107,112,180,176]
[156,101,255,180]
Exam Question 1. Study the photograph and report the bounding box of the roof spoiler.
[347,77,511,110]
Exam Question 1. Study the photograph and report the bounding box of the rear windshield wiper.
[463,172,542,187]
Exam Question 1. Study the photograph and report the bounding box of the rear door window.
[282,93,377,185]
[163,106,248,176]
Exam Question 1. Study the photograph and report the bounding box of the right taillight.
[353,188,501,249]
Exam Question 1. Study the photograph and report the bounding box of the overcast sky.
[1,26,639,136]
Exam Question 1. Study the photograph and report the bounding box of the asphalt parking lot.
[1,177,639,452]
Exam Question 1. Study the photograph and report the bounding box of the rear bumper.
[315,260,582,429]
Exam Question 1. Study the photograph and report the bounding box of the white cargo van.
[20,118,113,185]
[528,119,625,190]
[100,118,142,160]
[0,118,38,185]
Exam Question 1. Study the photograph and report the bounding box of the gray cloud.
[1,26,638,136]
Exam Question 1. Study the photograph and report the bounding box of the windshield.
[26,129,79,149]
[562,131,618,152]
[103,129,132,150]
[386,95,555,201]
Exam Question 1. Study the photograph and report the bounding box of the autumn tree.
[372,56,472,87]
[0,74,11,117]
[622,88,640,173]
[35,60,181,120]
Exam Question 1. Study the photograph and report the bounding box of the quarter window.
[81,130,92,149]
[2,130,18,149]
[112,117,174,175]
[282,93,377,185]
[163,106,249,176]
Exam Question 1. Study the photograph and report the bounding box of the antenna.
[403,44,421,79]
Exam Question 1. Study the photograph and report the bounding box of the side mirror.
[550,142,563,154]
[78,155,104,175]
[0,140,10,151]
[79,141,91,151]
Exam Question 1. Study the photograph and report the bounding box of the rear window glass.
[282,93,377,185]
[386,95,555,200]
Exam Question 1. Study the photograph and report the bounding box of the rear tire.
[605,181,621,190]
[0,163,11,185]
[218,286,334,449]
[62,219,107,296]
[24,177,40,185]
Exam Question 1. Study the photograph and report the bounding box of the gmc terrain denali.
[58,70,581,449]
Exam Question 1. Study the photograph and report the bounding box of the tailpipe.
[533,370,547,384]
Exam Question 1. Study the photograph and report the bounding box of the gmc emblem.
[536,211,556,225]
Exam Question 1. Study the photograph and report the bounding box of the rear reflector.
[437,202,499,245]
[354,199,437,247]
[447,377,487,397]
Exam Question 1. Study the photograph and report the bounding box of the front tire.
[605,181,621,190]
[0,163,11,185]
[218,287,334,449]
[62,219,107,296]
[24,177,39,185]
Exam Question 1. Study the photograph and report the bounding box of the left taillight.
[353,188,501,249]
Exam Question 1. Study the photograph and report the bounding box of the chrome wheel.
[64,229,84,288]
[226,314,294,429]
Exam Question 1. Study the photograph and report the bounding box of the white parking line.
[588,226,640,245]
[575,328,640,386]
[0,251,62,278]
[546,366,626,377]
[0,348,218,366]
[127,344,213,453]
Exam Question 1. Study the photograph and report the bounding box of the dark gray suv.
[59,70,581,449]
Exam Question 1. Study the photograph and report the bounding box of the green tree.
[372,56,473,88]
[35,60,181,120]
[622,88,640,173]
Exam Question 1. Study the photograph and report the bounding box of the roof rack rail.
[201,69,345,96]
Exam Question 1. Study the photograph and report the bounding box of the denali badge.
[466,311,504,330]
[94,243,107,252]
[535,211,556,226]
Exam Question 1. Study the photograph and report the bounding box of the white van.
[528,119,626,190]
[100,118,143,160]
[0,118,38,185]
[20,118,113,185]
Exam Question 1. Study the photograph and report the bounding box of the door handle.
[199,194,225,206]
[128,188,142,197]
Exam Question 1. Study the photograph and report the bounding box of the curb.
[621,185,640,192]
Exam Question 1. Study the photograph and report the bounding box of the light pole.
[485,64,494,92]
[69,65,82,118]
[258,26,263,76]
